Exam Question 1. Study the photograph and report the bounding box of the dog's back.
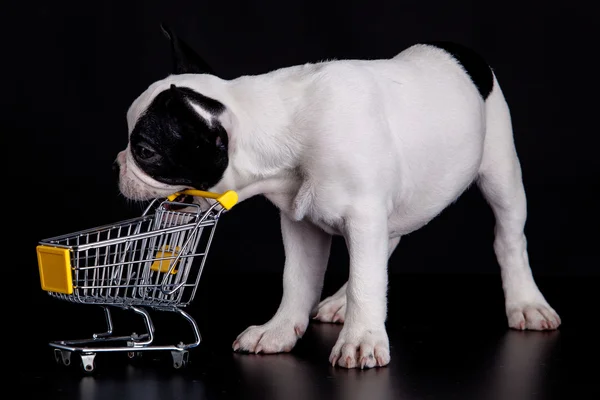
[279,43,504,234]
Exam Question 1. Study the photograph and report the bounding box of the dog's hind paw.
[233,319,306,354]
[313,292,346,324]
[507,302,561,331]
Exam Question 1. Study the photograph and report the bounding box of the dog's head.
[116,24,230,202]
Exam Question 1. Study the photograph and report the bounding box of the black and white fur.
[116,25,560,369]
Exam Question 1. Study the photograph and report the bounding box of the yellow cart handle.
[166,189,238,210]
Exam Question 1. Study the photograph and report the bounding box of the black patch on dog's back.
[130,85,229,190]
[425,41,494,100]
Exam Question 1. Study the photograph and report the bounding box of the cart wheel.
[54,349,72,367]
[171,350,189,369]
[54,349,62,365]
[80,353,97,373]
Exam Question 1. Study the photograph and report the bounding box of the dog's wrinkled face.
[116,24,229,201]
[117,84,229,201]
[131,85,228,188]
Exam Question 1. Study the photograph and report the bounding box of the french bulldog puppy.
[116,25,560,369]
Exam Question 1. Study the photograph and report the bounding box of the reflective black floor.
[20,273,598,400]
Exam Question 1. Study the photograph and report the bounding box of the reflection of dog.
[115,25,560,369]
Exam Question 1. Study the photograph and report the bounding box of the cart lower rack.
[36,190,237,372]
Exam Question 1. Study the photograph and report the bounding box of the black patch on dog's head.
[424,41,494,100]
[129,85,229,190]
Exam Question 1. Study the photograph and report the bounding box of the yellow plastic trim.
[150,245,181,274]
[36,245,73,294]
[167,189,238,210]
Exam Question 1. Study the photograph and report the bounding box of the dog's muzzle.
[164,194,196,211]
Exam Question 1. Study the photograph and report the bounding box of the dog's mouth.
[164,193,195,211]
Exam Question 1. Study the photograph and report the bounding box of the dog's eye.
[135,144,157,161]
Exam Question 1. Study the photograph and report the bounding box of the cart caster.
[127,351,143,359]
[79,353,96,373]
[54,349,72,366]
[170,350,189,369]
[127,350,144,365]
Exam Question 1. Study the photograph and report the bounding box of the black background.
[2,0,598,323]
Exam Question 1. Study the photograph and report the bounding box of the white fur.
[118,44,560,369]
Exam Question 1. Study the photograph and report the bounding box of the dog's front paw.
[233,319,306,354]
[507,302,561,331]
[329,326,390,369]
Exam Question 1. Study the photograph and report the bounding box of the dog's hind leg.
[477,76,560,331]
[313,236,401,324]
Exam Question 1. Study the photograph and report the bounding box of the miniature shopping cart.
[36,189,237,372]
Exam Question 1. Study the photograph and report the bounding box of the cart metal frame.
[36,190,237,372]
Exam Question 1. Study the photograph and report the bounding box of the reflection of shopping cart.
[36,190,237,372]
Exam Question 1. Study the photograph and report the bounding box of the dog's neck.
[212,65,321,203]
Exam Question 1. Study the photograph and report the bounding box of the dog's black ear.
[160,23,216,76]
